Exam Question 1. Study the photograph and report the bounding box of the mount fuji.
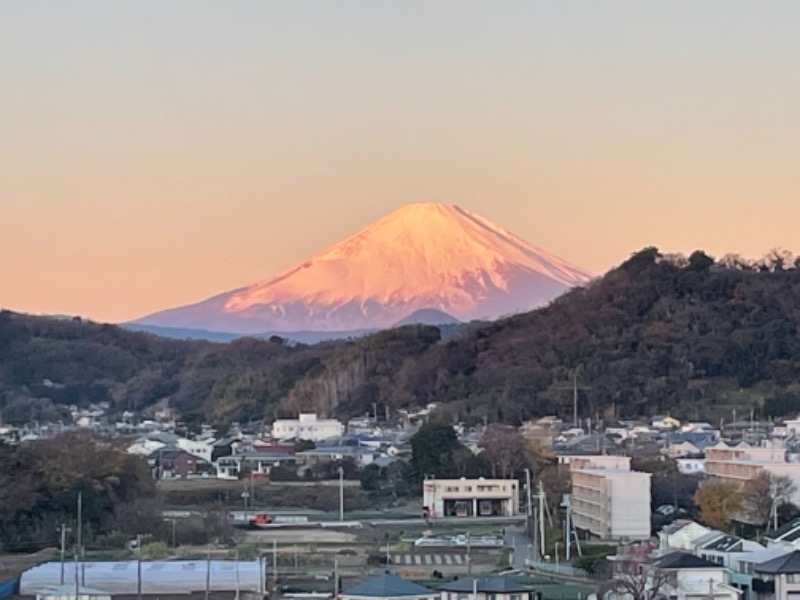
[132,203,592,336]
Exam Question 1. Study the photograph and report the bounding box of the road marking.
[393,555,403,564]
[454,555,463,564]
[404,555,412,565]
[444,555,453,565]
[434,555,443,565]
[414,555,422,565]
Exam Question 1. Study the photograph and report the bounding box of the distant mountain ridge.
[4,248,800,426]
[133,202,592,334]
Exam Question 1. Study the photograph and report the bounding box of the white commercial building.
[271,413,344,442]
[569,456,651,541]
[423,477,519,518]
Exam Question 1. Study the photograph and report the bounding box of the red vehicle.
[249,513,273,526]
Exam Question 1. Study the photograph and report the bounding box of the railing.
[526,559,593,580]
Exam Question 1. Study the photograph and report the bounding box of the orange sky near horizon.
[2,2,800,323]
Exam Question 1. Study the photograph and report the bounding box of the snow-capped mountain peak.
[135,202,592,334]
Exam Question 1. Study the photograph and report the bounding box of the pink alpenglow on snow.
[134,202,593,334]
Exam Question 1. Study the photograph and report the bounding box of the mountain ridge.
[5,248,800,427]
[134,202,591,333]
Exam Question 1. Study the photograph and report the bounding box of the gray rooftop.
[342,573,434,598]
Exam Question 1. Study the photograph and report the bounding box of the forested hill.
[4,247,800,427]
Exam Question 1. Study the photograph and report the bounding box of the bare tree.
[478,424,527,479]
[604,560,671,600]
[743,472,797,527]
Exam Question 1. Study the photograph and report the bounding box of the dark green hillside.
[4,247,800,425]
[419,248,800,423]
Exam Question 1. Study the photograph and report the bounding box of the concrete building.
[569,456,651,541]
[422,478,519,518]
[558,455,631,469]
[704,442,800,507]
[271,413,344,442]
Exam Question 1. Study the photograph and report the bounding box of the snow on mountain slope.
[134,202,593,333]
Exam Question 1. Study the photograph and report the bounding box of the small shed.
[341,573,437,600]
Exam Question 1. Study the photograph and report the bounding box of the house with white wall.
[271,413,344,442]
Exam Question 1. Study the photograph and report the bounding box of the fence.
[527,559,593,580]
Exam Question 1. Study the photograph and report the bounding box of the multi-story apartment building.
[569,456,651,540]
[422,477,519,518]
[704,442,800,506]
[271,413,344,442]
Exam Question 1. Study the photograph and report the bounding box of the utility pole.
[556,365,590,429]
[59,524,70,585]
[272,539,278,589]
[137,534,143,600]
[524,468,533,535]
[563,495,572,561]
[234,548,240,600]
[538,482,546,558]
[467,533,472,575]
[74,551,79,600]
[76,492,84,587]
[333,558,339,599]
[204,545,211,600]
[338,466,344,521]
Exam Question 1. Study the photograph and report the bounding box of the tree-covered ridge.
[430,247,800,423]
[4,247,800,425]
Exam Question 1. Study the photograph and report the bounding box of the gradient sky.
[2,2,800,323]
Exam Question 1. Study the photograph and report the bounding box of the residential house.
[176,438,215,463]
[693,532,764,568]
[733,547,790,600]
[295,445,377,471]
[657,520,712,554]
[764,518,800,550]
[437,577,536,600]
[147,447,211,479]
[272,413,344,442]
[752,550,800,600]
[676,458,706,475]
[215,450,296,480]
[646,552,741,600]
[340,573,437,600]
[210,437,241,462]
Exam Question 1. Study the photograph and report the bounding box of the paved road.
[504,524,533,570]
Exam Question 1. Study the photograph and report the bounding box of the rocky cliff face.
[280,353,368,417]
